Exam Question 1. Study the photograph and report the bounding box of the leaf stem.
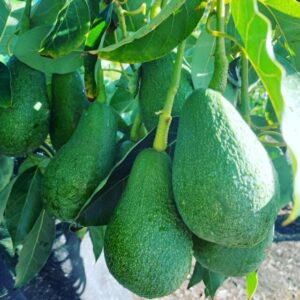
[130,113,147,142]
[153,41,186,152]
[115,0,127,38]
[19,0,32,34]
[208,0,228,93]
[241,53,250,124]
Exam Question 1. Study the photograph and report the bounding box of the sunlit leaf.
[94,0,206,63]
[0,0,11,43]
[231,0,285,119]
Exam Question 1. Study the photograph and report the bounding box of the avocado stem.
[115,0,128,38]
[153,40,186,152]
[95,61,107,104]
[130,113,146,142]
[241,53,251,124]
[19,0,32,34]
[208,0,228,93]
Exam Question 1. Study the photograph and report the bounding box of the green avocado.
[193,228,274,277]
[0,57,50,156]
[42,102,117,222]
[173,89,280,247]
[50,71,87,150]
[104,148,193,298]
[139,53,193,130]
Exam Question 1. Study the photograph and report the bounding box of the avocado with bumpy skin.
[104,148,193,298]
[173,88,280,247]
[0,57,50,156]
[193,228,274,277]
[42,102,117,222]
[50,71,87,150]
[139,53,193,130]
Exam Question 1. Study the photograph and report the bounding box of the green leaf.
[260,0,300,71]
[231,0,284,119]
[203,269,226,298]
[276,56,300,224]
[4,167,43,247]
[0,62,11,109]
[192,19,216,89]
[39,0,90,58]
[0,179,15,221]
[30,0,67,28]
[188,262,205,289]
[0,0,11,43]
[95,0,206,63]
[246,271,259,300]
[0,155,13,191]
[89,226,106,261]
[14,25,84,74]
[14,210,55,288]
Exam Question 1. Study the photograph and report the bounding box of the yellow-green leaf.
[246,271,259,299]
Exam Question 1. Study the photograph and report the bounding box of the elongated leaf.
[89,226,106,261]
[14,25,84,74]
[203,268,226,298]
[0,0,11,43]
[4,167,36,246]
[39,0,90,58]
[259,0,300,71]
[192,20,216,89]
[246,271,259,299]
[0,179,15,221]
[188,262,205,289]
[0,155,13,191]
[15,170,44,245]
[231,0,284,119]
[30,0,67,28]
[15,210,55,288]
[277,57,300,224]
[95,0,206,63]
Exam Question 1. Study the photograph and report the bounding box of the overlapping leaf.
[39,0,90,58]
[94,0,206,63]
[15,210,55,288]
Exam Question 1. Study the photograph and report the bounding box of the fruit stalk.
[95,61,107,104]
[241,52,250,124]
[115,0,128,38]
[153,40,186,152]
[208,0,228,93]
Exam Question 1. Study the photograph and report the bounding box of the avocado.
[42,102,117,222]
[0,57,50,156]
[139,53,193,130]
[173,89,280,247]
[50,71,87,150]
[104,148,193,298]
[193,228,274,277]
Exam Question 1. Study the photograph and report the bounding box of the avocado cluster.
[103,58,281,297]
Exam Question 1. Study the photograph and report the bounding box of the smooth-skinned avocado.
[139,53,193,130]
[50,71,87,150]
[173,88,280,247]
[0,57,50,156]
[42,102,117,222]
[193,227,274,277]
[104,148,193,298]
